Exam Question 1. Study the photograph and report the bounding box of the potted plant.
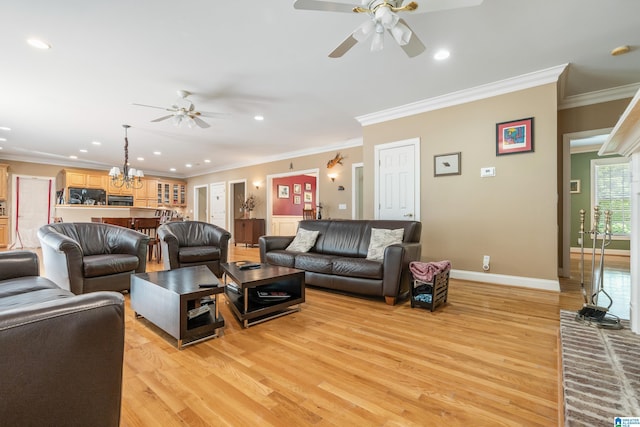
[241,194,257,219]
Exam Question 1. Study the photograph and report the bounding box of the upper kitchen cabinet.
[58,169,108,191]
[134,178,158,208]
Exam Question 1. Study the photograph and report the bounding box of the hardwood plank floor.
[5,245,629,426]
[119,248,620,427]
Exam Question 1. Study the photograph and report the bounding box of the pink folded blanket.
[410,260,451,283]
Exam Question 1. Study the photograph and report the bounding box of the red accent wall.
[272,175,317,216]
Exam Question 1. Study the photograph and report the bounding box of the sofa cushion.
[178,246,221,263]
[332,257,383,279]
[0,288,73,310]
[366,228,405,260]
[0,276,61,298]
[295,253,334,274]
[286,228,319,252]
[265,250,296,268]
[83,254,139,278]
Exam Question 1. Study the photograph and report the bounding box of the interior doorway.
[352,163,363,220]
[193,185,208,222]
[209,182,226,229]
[266,168,319,235]
[11,174,55,248]
[229,180,246,242]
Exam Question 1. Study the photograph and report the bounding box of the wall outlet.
[483,255,490,265]
[577,237,583,245]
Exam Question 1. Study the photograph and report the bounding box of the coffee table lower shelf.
[224,288,303,328]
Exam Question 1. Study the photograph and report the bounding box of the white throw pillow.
[366,228,405,260]
[286,228,319,252]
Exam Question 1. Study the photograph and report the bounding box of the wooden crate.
[410,270,449,312]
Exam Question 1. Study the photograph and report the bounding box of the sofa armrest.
[111,228,150,273]
[37,226,85,294]
[259,236,294,262]
[0,291,125,426]
[0,250,40,281]
[382,242,422,299]
[158,226,180,270]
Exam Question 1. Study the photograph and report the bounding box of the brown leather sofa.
[260,220,422,305]
[0,250,125,426]
[37,222,149,294]
[158,220,231,276]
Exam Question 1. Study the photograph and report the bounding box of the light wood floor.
[6,245,629,426]
[116,248,630,427]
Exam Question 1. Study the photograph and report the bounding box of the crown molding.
[558,82,640,110]
[356,64,568,126]
[187,137,363,178]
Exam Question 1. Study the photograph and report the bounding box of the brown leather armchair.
[37,222,150,294]
[0,250,125,426]
[158,220,231,276]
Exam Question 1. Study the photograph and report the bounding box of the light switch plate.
[338,203,347,210]
[481,167,496,177]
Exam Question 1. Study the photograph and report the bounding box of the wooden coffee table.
[131,265,225,349]
[221,262,305,328]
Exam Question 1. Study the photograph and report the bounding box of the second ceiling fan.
[294,0,483,58]
[133,90,221,129]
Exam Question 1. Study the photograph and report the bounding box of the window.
[591,157,631,237]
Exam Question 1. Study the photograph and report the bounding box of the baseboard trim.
[450,269,560,292]
[569,247,630,256]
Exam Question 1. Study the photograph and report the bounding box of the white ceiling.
[1,0,639,178]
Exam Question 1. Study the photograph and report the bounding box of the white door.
[375,138,420,220]
[13,175,54,248]
[209,182,226,229]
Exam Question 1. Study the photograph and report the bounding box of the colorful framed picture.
[305,183,312,191]
[434,152,461,177]
[294,195,301,204]
[496,117,534,156]
[293,184,302,194]
[304,192,312,202]
[278,185,289,198]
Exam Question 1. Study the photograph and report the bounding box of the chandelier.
[108,124,144,189]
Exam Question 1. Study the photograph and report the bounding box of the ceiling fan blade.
[198,111,229,118]
[329,34,360,58]
[294,0,356,13]
[132,103,174,111]
[397,19,425,57]
[192,116,210,128]
[151,115,174,123]
[415,0,483,13]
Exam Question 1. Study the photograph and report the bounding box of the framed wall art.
[293,183,302,194]
[496,117,534,156]
[304,192,313,202]
[570,179,581,194]
[434,152,461,177]
[294,195,301,204]
[278,185,290,198]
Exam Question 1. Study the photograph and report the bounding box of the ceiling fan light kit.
[133,89,213,129]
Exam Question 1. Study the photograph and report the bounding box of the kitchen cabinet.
[234,218,265,247]
[0,217,8,248]
[62,170,107,190]
[0,164,7,200]
[107,177,134,196]
[134,179,158,208]
[157,180,187,207]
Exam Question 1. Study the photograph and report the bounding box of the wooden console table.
[234,218,265,247]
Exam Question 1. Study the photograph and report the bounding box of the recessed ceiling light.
[185,164,192,168]
[69,155,78,159]
[0,127,10,131]
[92,141,101,146]
[204,159,211,163]
[153,151,161,155]
[27,38,51,49]
[169,168,176,172]
[434,49,450,60]
[79,149,88,153]
[0,138,6,142]
[137,157,144,161]
[254,115,264,121]
[611,45,631,56]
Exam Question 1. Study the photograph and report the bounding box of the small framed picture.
[294,195,301,204]
[570,179,581,194]
[293,184,302,194]
[278,185,290,198]
[434,152,461,177]
[304,192,312,202]
[305,183,312,191]
[496,117,534,156]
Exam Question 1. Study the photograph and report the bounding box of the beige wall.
[186,145,363,221]
[362,84,559,280]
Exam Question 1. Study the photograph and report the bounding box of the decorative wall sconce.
[328,173,338,182]
[253,181,262,189]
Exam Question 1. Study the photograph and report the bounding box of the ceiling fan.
[293,0,483,58]
[133,90,220,129]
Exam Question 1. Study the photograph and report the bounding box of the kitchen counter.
[55,206,173,223]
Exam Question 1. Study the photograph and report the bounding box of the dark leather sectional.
[0,250,125,426]
[260,219,422,305]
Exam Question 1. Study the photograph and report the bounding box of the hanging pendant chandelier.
[108,124,144,189]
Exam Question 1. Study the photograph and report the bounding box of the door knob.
[404,213,413,218]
